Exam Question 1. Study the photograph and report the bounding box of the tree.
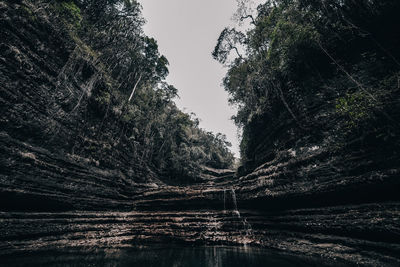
[214,0,400,168]
[212,28,246,65]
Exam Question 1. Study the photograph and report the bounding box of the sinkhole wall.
[0,1,399,265]
[0,0,160,211]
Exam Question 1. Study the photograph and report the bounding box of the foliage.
[54,1,82,29]
[49,0,234,182]
[214,0,400,168]
[212,28,246,65]
[335,92,376,129]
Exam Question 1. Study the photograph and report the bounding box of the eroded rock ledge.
[0,1,399,266]
[1,168,399,266]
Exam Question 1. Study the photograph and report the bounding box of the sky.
[139,0,260,157]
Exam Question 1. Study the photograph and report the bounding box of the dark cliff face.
[0,0,160,211]
[235,107,400,209]
[0,0,399,266]
[210,0,400,262]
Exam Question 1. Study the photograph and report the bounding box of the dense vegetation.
[214,0,400,171]
[46,0,235,181]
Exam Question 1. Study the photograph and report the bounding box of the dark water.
[2,245,335,267]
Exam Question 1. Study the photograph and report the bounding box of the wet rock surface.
[1,172,399,266]
[0,1,399,266]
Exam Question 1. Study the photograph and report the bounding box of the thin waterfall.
[231,188,240,218]
[242,218,253,237]
[223,187,254,244]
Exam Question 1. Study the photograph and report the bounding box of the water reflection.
[4,245,330,266]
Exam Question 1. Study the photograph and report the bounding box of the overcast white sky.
[139,0,261,156]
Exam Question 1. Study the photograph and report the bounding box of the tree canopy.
[51,0,235,182]
[214,0,400,169]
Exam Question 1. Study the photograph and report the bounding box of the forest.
[214,0,400,173]
[35,0,235,181]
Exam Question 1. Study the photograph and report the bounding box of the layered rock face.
[226,93,400,264]
[1,174,399,266]
[0,1,399,266]
[0,0,159,211]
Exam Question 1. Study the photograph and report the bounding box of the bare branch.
[240,14,256,25]
[128,73,142,102]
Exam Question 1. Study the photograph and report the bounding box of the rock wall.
[0,1,399,266]
[0,0,160,211]
[1,172,399,265]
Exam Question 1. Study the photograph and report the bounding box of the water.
[231,188,240,218]
[1,245,330,267]
[225,188,253,242]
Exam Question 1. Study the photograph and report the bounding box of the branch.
[240,14,256,25]
[271,80,306,130]
[231,45,243,59]
[318,42,377,101]
[128,73,142,102]
[319,42,399,127]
